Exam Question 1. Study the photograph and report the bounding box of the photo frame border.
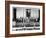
[5,1,45,37]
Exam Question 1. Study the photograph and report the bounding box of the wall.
[0,0,46,38]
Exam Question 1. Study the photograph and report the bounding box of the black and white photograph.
[5,1,45,37]
[10,4,43,34]
[12,7,40,31]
